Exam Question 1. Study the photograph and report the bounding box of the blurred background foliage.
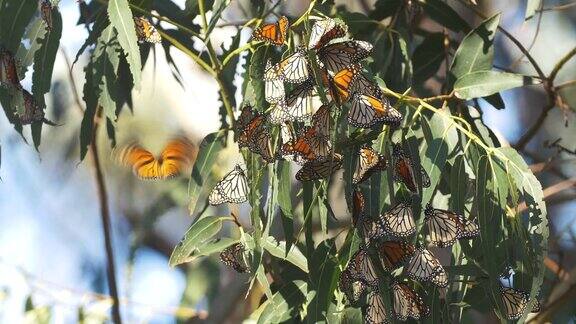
[0,0,574,323]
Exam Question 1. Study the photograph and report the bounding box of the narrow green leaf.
[454,71,541,99]
[107,0,142,88]
[93,26,122,123]
[16,17,47,77]
[257,280,307,324]
[525,0,542,20]
[32,9,62,97]
[450,13,501,79]
[420,127,448,205]
[449,155,470,214]
[79,61,98,161]
[248,45,267,111]
[306,239,338,323]
[74,12,109,65]
[188,130,226,214]
[169,216,225,266]
[412,32,445,82]
[0,0,37,51]
[192,237,238,259]
[277,161,294,254]
[31,120,42,150]
[261,236,309,273]
[419,0,471,33]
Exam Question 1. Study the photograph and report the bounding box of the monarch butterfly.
[283,80,321,121]
[235,106,274,163]
[349,93,402,128]
[251,15,289,46]
[499,286,541,320]
[393,144,431,192]
[377,241,416,272]
[264,60,285,103]
[277,48,310,83]
[0,48,21,86]
[376,201,416,238]
[117,138,196,180]
[391,281,430,321]
[220,243,249,273]
[18,89,45,125]
[353,146,388,184]
[424,203,479,248]
[317,40,373,74]
[40,0,53,31]
[365,292,390,324]
[351,190,382,246]
[405,247,448,288]
[295,154,342,181]
[339,268,367,304]
[133,16,161,43]
[347,248,378,287]
[282,126,332,163]
[208,165,249,205]
[308,18,348,49]
[311,104,331,138]
[329,65,360,102]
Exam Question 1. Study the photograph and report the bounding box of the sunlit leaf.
[107,0,142,87]
[454,71,541,99]
[261,236,308,273]
[169,216,226,266]
[257,280,307,324]
[306,239,338,322]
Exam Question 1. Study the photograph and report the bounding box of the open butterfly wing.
[159,139,196,179]
[405,248,447,288]
[295,154,342,181]
[278,50,309,83]
[251,16,288,45]
[318,40,373,73]
[118,144,159,179]
[392,282,429,321]
[308,18,348,49]
[284,81,320,121]
[378,241,415,271]
[378,202,416,238]
[208,166,249,205]
[365,292,390,324]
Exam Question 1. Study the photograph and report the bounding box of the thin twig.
[60,48,122,324]
[537,2,576,12]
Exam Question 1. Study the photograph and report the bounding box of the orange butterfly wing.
[252,16,288,45]
[396,157,416,192]
[331,66,359,102]
[159,139,196,178]
[378,241,415,271]
[119,144,159,179]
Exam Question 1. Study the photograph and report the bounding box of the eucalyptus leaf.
[419,0,471,33]
[0,0,37,51]
[169,216,226,266]
[261,236,308,273]
[107,0,142,87]
[454,71,540,99]
[32,9,62,98]
[257,280,307,324]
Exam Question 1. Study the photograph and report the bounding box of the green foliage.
[107,0,141,87]
[454,71,541,99]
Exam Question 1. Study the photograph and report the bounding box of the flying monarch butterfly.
[365,292,390,324]
[317,40,373,74]
[424,203,480,248]
[0,48,21,87]
[353,146,388,184]
[283,80,321,121]
[349,93,402,128]
[346,248,378,287]
[208,165,249,205]
[220,243,249,273]
[282,126,333,163]
[133,16,161,43]
[499,286,541,320]
[376,201,416,238]
[393,144,431,192]
[235,106,274,163]
[308,18,348,49]
[40,0,53,31]
[263,60,285,103]
[117,138,196,180]
[377,241,416,272]
[251,15,289,46]
[311,104,331,139]
[391,281,430,321]
[295,153,342,181]
[274,48,310,84]
[405,247,448,288]
[339,268,367,304]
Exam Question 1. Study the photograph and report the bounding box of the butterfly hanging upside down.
[117,138,196,180]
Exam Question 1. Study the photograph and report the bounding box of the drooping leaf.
[79,61,98,161]
[169,216,226,266]
[370,0,403,20]
[419,0,471,33]
[454,71,541,99]
[16,17,47,77]
[107,0,142,87]
[31,8,62,97]
[74,11,109,65]
[412,32,445,82]
[277,160,294,253]
[306,239,338,323]
[261,236,308,273]
[188,130,226,214]
[0,0,37,51]
[93,26,121,123]
[448,154,470,214]
[257,280,307,324]
[420,116,449,206]
[450,13,501,80]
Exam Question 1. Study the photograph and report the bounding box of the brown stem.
[60,48,122,324]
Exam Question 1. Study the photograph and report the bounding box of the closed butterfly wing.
[365,292,390,324]
[0,48,21,86]
[20,89,45,124]
[330,65,359,102]
[391,281,429,321]
[347,248,378,287]
[264,60,285,103]
[499,286,537,320]
[405,247,447,288]
[378,202,416,238]
[220,243,249,273]
[353,146,387,184]
[349,93,402,128]
[311,104,331,138]
[377,241,416,271]
[339,268,367,304]
[393,145,429,192]
[208,165,249,205]
[308,18,348,49]
[40,0,53,30]
[277,49,309,83]
[295,154,342,181]
[251,15,288,46]
[134,16,161,43]
[318,40,373,73]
